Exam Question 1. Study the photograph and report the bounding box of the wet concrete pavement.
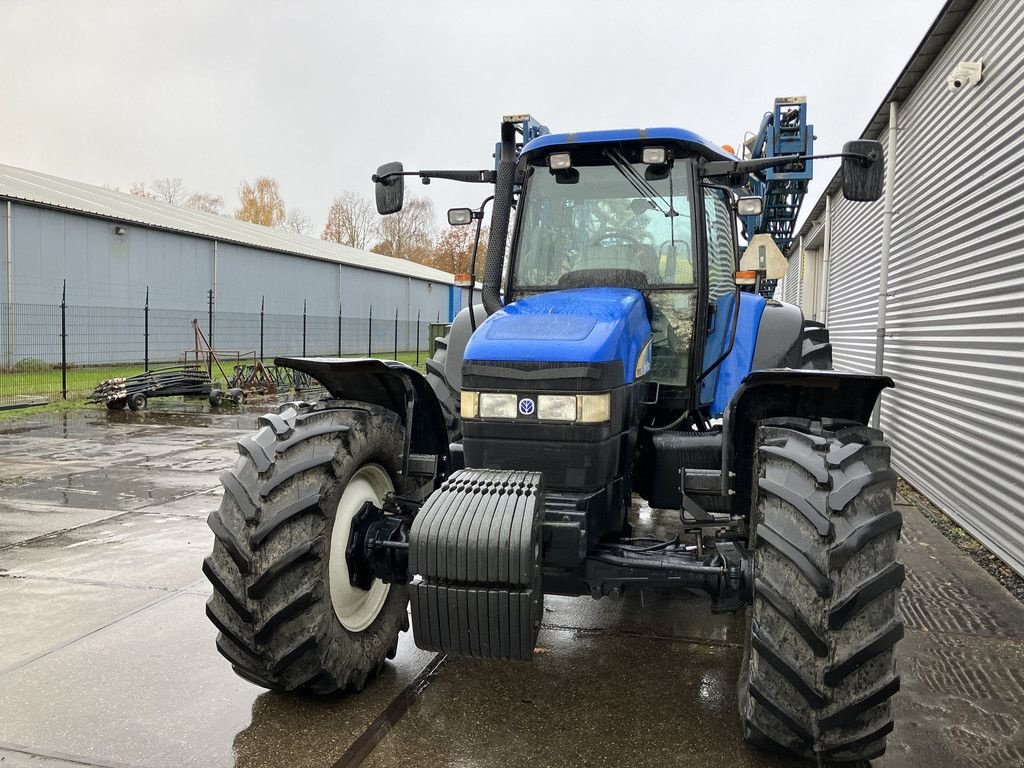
[0,404,1022,767]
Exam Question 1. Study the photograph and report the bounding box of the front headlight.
[461,390,479,419]
[577,393,611,423]
[537,394,577,421]
[479,392,518,419]
[463,390,611,424]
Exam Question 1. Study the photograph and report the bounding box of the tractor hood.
[463,288,652,384]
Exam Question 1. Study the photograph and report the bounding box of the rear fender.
[276,357,451,480]
[722,369,894,516]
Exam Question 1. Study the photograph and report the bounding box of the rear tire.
[740,417,904,762]
[127,393,147,411]
[424,328,461,443]
[799,320,833,370]
[106,398,126,411]
[203,400,411,693]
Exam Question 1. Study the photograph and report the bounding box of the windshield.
[510,152,698,386]
[512,158,695,291]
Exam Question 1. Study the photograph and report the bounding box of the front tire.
[203,400,410,693]
[740,417,904,762]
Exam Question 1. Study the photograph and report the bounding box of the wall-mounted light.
[114,225,127,236]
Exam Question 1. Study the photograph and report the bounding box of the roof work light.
[547,153,572,170]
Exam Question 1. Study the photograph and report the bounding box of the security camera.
[947,61,983,93]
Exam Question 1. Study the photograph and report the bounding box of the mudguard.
[440,304,485,395]
[722,369,894,516]
[751,300,804,370]
[275,357,451,465]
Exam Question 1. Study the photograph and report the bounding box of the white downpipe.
[212,240,218,306]
[873,101,899,428]
[5,200,12,369]
[820,194,832,327]
[797,235,804,307]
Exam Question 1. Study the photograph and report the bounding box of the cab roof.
[521,127,737,162]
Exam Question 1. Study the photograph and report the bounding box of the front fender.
[722,369,894,516]
[276,357,451,464]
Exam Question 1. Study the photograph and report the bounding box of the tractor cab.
[505,129,739,402]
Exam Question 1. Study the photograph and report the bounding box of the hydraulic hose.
[482,159,516,315]
[468,195,494,332]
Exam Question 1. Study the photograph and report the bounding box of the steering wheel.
[592,230,645,247]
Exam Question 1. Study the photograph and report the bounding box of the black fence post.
[393,308,398,360]
[302,300,307,357]
[338,303,342,357]
[259,296,265,361]
[415,309,421,366]
[60,280,67,400]
[143,286,149,372]
[367,305,372,357]
[207,288,214,376]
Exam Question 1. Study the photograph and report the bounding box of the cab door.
[698,189,737,405]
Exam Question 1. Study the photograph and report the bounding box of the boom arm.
[738,97,814,253]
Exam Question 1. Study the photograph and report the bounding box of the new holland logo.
[518,398,535,416]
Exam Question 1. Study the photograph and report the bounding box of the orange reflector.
[453,273,473,287]
[735,271,758,280]
[722,144,736,156]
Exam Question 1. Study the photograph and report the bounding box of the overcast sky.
[2,0,945,237]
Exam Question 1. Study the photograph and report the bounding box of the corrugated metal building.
[0,163,469,363]
[778,0,1024,575]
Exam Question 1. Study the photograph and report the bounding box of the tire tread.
[741,418,903,762]
[203,401,409,694]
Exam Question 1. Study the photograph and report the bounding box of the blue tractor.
[204,104,903,762]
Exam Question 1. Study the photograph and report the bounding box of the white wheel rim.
[328,464,393,632]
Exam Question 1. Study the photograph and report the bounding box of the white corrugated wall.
[822,0,1024,575]
[824,163,886,374]
[782,246,802,305]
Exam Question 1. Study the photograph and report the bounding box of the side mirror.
[374,162,405,215]
[447,207,473,226]
[841,140,884,202]
[736,196,763,217]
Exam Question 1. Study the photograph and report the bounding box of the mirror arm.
[372,169,496,185]
[701,150,879,180]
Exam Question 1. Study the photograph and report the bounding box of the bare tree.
[372,194,436,261]
[183,192,225,215]
[129,180,151,198]
[282,208,314,236]
[129,179,223,215]
[322,191,378,250]
[235,176,286,227]
[149,177,188,205]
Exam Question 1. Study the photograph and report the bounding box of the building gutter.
[873,101,899,427]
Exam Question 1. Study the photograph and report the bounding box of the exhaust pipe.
[482,122,519,315]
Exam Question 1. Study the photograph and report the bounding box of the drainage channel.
[330,653,447,768]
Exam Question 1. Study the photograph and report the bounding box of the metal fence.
[0,287,441,407]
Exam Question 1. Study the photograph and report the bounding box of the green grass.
[0,399,89,422]
[0,365,147,401]
[0,352,430,404]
